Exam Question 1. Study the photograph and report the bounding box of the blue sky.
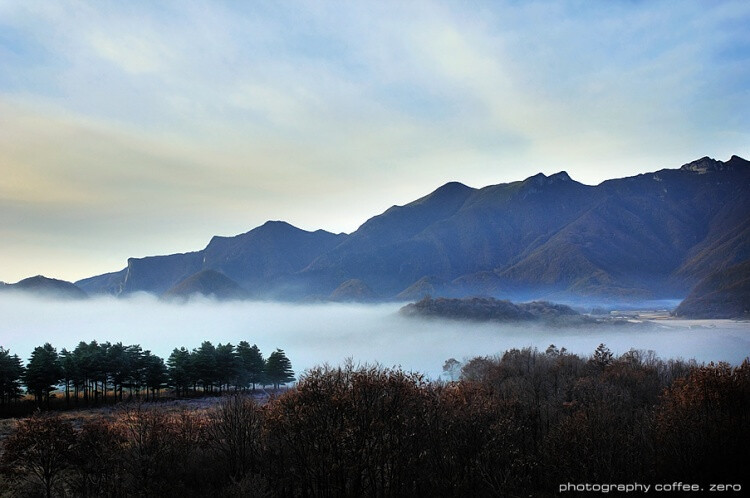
[1,0,749,282]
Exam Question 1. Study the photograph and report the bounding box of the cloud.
[0,296,748,380]
[0,0,748,281]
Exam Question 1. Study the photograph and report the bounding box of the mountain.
[2,275,88,300]
[303,155,749,300]
[395,275,455,301]
[74,154,750,302]
[329,279,377,302]
[77,221,346,298]
[202,221,347,297]
[303,172,599,296]
[673,261,750,319]
[162,270,247,301]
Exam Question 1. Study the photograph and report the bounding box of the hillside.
[329,279,377,302]
[161,270,247,301]
[78,221,346,298]
[673,261,750,319]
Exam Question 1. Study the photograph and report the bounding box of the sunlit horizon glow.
[1,1,749,283]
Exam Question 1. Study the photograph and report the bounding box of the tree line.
[0,341,294,411]
[0,345,747,497]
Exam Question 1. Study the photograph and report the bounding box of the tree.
[125,345,145,399]
[207,395,263,480]
[71,341,105,404]
[193,341,217,393]
[24,343,62,407]
[236,342,265,391]
[215,343,237,393]
[591,343,614,369]
[265,349,294,390]
[0,414,76,498]
[143,351,168,400]
[69,419,127,497]
[59,348,76,405]
[0,347,24,407]
[167,347,194,397]
[107,342,130,402]
[442,358,461,382]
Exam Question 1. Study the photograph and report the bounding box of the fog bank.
[1,294,748,380]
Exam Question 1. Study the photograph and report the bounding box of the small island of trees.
[0,341,294,415]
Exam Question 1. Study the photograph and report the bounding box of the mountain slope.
[203,221,346,296]
[303,172,600,296]
[76,221,346,298]
[673,260,750,318]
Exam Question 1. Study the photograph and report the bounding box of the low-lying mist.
[1,294,748,379]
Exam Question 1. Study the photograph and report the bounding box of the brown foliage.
[264,362,431,496]
[0,413,75,498]
[656,359,750,481]
[0,350,747,497]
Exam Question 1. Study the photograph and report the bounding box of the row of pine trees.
[0,341,294,408]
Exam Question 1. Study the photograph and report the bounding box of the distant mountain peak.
[549,171,572,182]
[17,275,70,286]
[727,155,750,168]
[8,275,88,300]
[680,155,748,173]
[423,181,474,201]
[437,181,471,190]
[522,171,574,189]
[261,220,294,229]
[680,156,720,173]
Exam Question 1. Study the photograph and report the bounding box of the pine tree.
[215,343,237,393]
[24,343,62,406]
[194,341,217,393]
[167,347,193,397]
[107,342,129,402]
[265,349,294,390]
[143,351,168,400]
[236,342,265,391]
[0,347,24,407]
[592,343,614,368]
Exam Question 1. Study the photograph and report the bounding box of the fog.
[1,294,748,380]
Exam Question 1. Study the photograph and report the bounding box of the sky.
[1,0,749,283]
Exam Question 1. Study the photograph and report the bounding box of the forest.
[0,344,748,497]
[0,341,294,416]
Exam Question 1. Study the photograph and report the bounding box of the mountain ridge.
[61,154,750,305]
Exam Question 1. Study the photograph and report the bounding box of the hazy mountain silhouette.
[78,221,346,298]
[161,269,247,301]
[74,155,750,304]
[329,279,377,302]
[395,275,455,301]
[2,275,87,300]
